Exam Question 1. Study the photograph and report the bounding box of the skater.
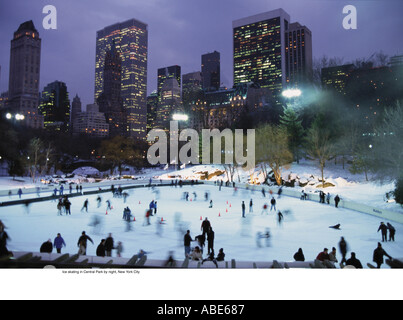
[195,234,206,253]
[207,228,215,255]
[144,209,152,226]
[116,242,123,257]
[262,203,269,215]
[57,199,63,216]
[201,218,211,237]
[387,223,396,242]
[209,200,213,208]
[262,188,266,198]
[81,199,89,212]
[184,230,193,258]
[334,195,341,208]
[345,252,363,269]
[242,201,246,218]
[97,196,102,208]
[249,199,253,213]
[294,248,305,262]
[270,197,276,211]
[149,200,156,215]
[18,188,23,199]
[64,198,71,215]
[339,237,349,264]
[106,200,112,211]
[326,193,331,205]
[154,201,158,215]
[77,231,94,256]
[278,186,283,198]
[53,233,66,254]
[373,242,393,269]
[59,185,64,196]
[96,239,106,257]
[105,233,114,257]
[40,239,53,253]
[277,211,284,225]
[378,222,388,242]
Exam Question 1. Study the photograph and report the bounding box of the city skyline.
[0,0,402,108]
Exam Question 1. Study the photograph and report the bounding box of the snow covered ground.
[1,182,402,269]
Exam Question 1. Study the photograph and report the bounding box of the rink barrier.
[202,181,403,225]
[2,251,367,269]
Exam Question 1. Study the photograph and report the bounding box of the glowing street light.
[282,89,302,99]
[172,114,189,122]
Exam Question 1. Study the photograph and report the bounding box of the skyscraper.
[8,20,43,129]
[71,94,82,133]
[38,81,71,133]
[202,51,221,91]
[157,65,181,102]
[97,42,127,137]
[233,10,290,97]
[95,18,148,140]
[157,78,183,131]
[284,22,313,88]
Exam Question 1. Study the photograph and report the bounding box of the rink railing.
[1,178,402,224]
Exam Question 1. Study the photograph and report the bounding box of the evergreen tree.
[280,106,305,163]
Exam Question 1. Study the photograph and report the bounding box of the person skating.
[105,233,114,257]
[64,198,71,215]
[201,218,211,237]
[207,228,215,255]
[334,195,341,208]
[373,242,393,269]
[378,222,388,242]
[81,199,89,213]
[40,239,53,253]
[270,197,276,211]
[53,233,66,254]
[242,201,246,218]
[184,230,193,258]
[294,248,305,262]
[387,223,396,242]
[77,231,94,256]
[345,252,363,269]
[249,199,253,213]
[0,227,11,258]
[96,239,106,257]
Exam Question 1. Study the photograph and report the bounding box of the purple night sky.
[0,0,402,107]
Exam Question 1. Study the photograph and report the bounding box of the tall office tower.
[95,18,148,141]
[70,94,82,132]
[202,51,221,91]
[97,43,127,137]
[157,78,183,131]
[233,9,290,103]
[284,22,313,88]
[157,65,181,102]
[146,91,158,132]
[38,81,71,133]
[8,20,43,129]
[182,71,203,109]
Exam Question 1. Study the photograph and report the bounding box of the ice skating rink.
[1,184,402,268]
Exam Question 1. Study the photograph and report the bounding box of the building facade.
[73,103,109,138]
[158,65,181,102]
[202,51,221,92]
[8,20,43,129]
[38,81,71,133]
[95,19,148,140]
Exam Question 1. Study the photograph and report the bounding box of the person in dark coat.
[242,201,246,218]
[334,195,341,208]
[77,231,94,255]
[378,222,388,242]
[105,233,114,257]
[96,239,106,257]
[0,229,11,258]
[216,248,225,261]
[184,230,193,258]
[40,239,53,253]
[201,218,211,236]
[293,248,305,262]
[207,228,215,255]
[387,223,396,242]
[339,237,349,264]
[53,233,66,254]
[373,242,393,269]
[345,252,363,269]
